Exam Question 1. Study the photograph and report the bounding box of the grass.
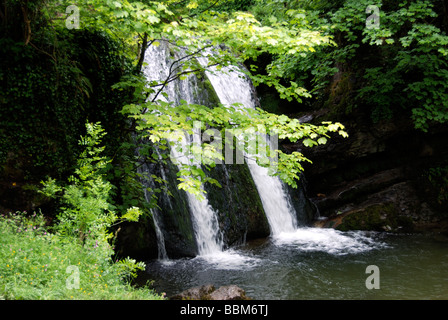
[0,211,165,300]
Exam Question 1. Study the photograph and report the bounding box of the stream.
[142,228,448,300]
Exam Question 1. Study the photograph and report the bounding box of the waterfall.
[142,41,307,260]
[171,130,224,255]
[143,43,224,256]
[197,53,299,236]
[136,141,170,260]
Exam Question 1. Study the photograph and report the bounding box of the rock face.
[170,284,251,300]
[116,159,273,260]
[204,163,270,247]
[295,109,448,233]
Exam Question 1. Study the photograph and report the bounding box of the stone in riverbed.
[170,284,251,300]
[209,285,250,300]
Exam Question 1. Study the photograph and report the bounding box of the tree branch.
[21,4,31,45]
[189,0,221,18]
[29,41,57,63]
[148,43,215,103]
[135,32,148,74]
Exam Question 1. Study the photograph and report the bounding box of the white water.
[197,52,298,236]
[177,132,224,255]
[137,159,169,260]
[195,56,393,257]
[195,51,384,252]
[272,228,389,255]
[143,44,382,264]
[143,43,224,256]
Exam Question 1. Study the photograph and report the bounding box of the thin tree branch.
[135,32,148,73]
[29,41,57,63]
[189,0,221,18]
[149,44,215,103]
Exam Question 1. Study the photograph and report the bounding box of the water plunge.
[138,44,448,301]
[196,51,299,236]
[142,43,336,259]
[143,43,224,256]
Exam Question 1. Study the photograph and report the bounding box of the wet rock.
[315,202,413,232]
[170,284,216,300]
[114,220,159,261]
[170,284,251,300]
[208,285,250,300]
[204,164,270,246]
[300,108,448,232]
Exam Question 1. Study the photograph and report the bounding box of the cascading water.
[143,43,224,256]
[196,53,299,236]
[140,45,420,298]
[142,43,379,264]
[172,131,225,255]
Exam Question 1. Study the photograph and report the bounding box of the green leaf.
[317,137,328,145]
[303,138,317,147]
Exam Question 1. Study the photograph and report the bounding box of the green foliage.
[123,98,348,196]
[428,165,448,205]
[0,26,132,182]
[81,0,343,200]
[0,211,164,300]
[184,0,255,13]
[115,257,146,282]
[40,122,142,246]
[5,0,444,219]
[0,35,83,178]
[65,0,334,104]
[249,0,448,131]
[354,0,448,131]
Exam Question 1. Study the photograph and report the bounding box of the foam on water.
[272,228,388,255]
[195,249,261,270]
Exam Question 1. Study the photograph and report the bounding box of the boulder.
[208,285,250,300]
[170,284,216,300]
[170,284,251,300]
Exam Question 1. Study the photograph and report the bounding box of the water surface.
[143,228,448,300]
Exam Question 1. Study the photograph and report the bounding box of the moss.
[196,69,222,108]
[156,156,198,257]
[325,71,355,118]
[204,163,270,246]
[336,202,408,232]
[0,29,131,214]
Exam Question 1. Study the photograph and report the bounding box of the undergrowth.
[0,210,165,300]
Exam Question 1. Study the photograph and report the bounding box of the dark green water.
[144,228,448,300]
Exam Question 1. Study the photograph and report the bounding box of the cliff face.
[294,108,448,233]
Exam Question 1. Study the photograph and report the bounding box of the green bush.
[0,122,163,300]
[0,211,164,300]
[0,27,132,182]
[250,0,448,130]
[40,122,144,246]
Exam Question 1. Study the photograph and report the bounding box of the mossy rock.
[336,202,413,232]
[204,163,270,246]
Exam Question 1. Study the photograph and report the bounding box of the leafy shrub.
[40,122,144,245]
[0,211,163,300]
[0,122,162,300]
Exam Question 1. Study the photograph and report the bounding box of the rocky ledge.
[291,109,448,233]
